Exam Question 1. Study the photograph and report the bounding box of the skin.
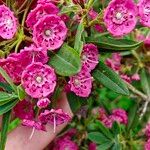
[0,92,73,150]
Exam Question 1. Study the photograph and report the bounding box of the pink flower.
[145,139,150,150]
[120,74,131,83]
[26,3,59,29]
[33,15,67,50]
[105,53,121,72]
[14,100,34,120]
[99,108,113,128]
[81,44,99,72]
[0,5,17,39]
[21,62,56,98]
[131,73,140,81]
[53,137,79,150]
[104,0,137,37]
[39,109,71,132]
[138,0,150,27]
[60,14,70,23]
[69,69,93,97]
[145,123,150,138]
[22,119,46,131]
[0,57,22,83]
[19,44,48,65]
[88,142,97,150]
[110,108,128,125]
[37,98,50,108]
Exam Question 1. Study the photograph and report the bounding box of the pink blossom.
[0,57,22,83]
[21,62,56,98]
[37,98,50,108]
[131,73,140,81]
[53,137,79,150]
[88,142,97,150]
[19,44,48,65]
[104,0,137,37]
[99,108,113,128]
[145,139,150,150]
[22,119,46,131]
[33,15,67,50]
[14,100,34,120]
[60,14,70,23]
[26,3,59,29]
[145,123,150,138]
[69,69,93,97]
[105,53,121,72]
[110,108,128,125]
[138,0,150,27]
[0,5,17,39]
[81,44,99,72]
[120,74,131,83]
[39,109,71,132]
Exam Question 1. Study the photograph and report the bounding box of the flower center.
[82,54,87,61]
[36,76,43,83]
[115,12,123,20]
[5,18,13,28]
[45,29,52,37]
[74,79,80,86]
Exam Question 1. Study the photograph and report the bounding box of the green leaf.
[0,67,17,93]
[93,61,129,95]
[74,20,84,54]
[0,99,18,115]
[141,69,150,97]
[88,132,109,144]
[86,35,143,51]
[49,43,81,76]
[97,141,113,150]
[17,85,26,100]
[0,92,18,106]
[0,110,11,150]
[95,120,113,139]
[67,92,87,113]
[0,82,13,92]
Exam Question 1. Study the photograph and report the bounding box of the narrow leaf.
[86,36,142,51]
[0,67,17,93]
[0,110,11,150]
[0,100,18,115]
[74,19,84,54]
[49,43,81,76]
[93,61,129,95]
[17,85,26,100]
[97,141,113,150]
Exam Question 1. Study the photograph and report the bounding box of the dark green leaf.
[97,141,113,150]
[60,5,79,14]
[0,82,13,92]
[0,110,11,150]
[0,92,18,103]
[86,36,142,51]
[49,43,81,76]
[88,132,109,144]
[127,101,138,131]
[95,120,113,139]
[74,20,84,54]
[67,92,87,113]
[141,69,150,97]
[0,99,18,115]
[93,61,129,95]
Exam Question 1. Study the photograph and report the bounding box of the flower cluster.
[68,44,99,97]
[98,108,128,128]
[144,123,150,150]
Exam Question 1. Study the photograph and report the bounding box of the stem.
[139,101,149,120]
[126,81,149,102]
[17,0,29,13]
[15,40,22,53]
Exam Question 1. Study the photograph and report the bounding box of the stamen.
[29,127,35,140]
[53,114,56,133]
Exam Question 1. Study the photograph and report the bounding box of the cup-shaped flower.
[21,62,56,98]
[33,15,67,50]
